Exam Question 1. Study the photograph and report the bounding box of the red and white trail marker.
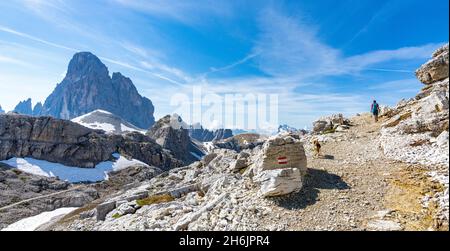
[277,156,288,165]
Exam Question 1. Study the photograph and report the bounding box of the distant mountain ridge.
[12,98,42,116]
[188,125,233,142]
[38,52,155,128]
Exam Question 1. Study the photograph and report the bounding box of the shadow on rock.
[271,168,350,210]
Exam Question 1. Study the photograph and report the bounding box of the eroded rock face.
[416,44,449,85]
[0,114,182,170]
[147,115,205,165]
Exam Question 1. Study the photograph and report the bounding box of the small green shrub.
[112,213,121,219]
[136,194,174,207]
[239,167,248,175]
[322,128,336,134]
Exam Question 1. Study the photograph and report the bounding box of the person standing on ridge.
[371,100,380,122]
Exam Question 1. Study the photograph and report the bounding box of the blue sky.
[0,0,448,130]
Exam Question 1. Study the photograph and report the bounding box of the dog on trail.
[311,138,322,158]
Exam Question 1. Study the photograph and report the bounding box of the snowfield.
[1,207,79,231]
[0,153,149,183]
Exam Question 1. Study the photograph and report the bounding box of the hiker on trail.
[371,100,380,122]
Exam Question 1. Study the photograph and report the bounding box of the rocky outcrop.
[380,44,449,167]
[188,126,233,142]
[147,115,205,165]
[380,44,449,229]
[40,52,155,129]
[0,114,182,170]
[313,114,351,133]
[13,98,33,115]
[416,43,449,85]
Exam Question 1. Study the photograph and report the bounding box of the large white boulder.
[254,168,302,197]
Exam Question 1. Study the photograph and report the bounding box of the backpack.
[372,103,379,113]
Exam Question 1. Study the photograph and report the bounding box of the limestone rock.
[96,201,116,221]
[436,130,449,148]
[253,135,307,176]
[254,168,302,197]
[416,44,449,85]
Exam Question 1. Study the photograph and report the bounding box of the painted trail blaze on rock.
[253,134,308,197]
[277,156,288,165]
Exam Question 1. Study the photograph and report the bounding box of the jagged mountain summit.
[188,124,233,142]
[12,99,44,116]
[39,52,155,128]
[13,98,32,115]
[71,109,145,135]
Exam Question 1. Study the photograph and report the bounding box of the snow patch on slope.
[72,109,146,134]
[0,154,149,183]
[1,207,78,231]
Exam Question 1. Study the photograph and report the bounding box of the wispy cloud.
[0,25,188,86]
[0,55,31,67]
[0,25,78,52]
[20,0,72,14]
[119,41,165,60]
[204,52,261,77]
[112,0,235,26]
[252,8,441,79]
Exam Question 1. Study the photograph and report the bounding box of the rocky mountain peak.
[33,102,43,116]
[66,52,109,79]
[40,52,155,128]
[13,98,33,115]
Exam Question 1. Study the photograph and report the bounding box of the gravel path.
[259,114,447,231]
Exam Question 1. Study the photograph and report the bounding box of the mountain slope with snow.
[71,110,146,134]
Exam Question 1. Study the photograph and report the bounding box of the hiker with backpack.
[371,100,381,122]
